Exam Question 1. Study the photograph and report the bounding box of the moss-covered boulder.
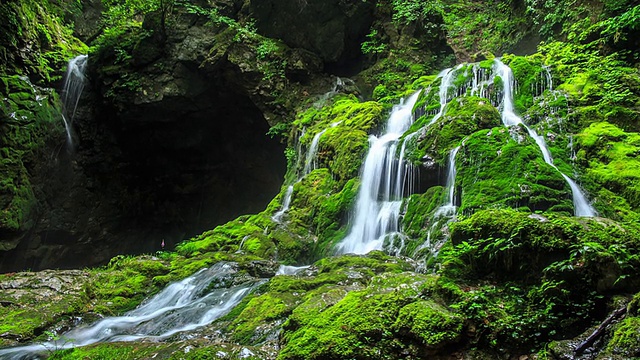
[576,122,640,222]
[457,126,572,214]
[409,95,501,167]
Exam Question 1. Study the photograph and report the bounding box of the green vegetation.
[0,0,87,81]
[0,75,64,239]
[576,122,640,222]
[2,0,640,358]
[456,127,572,214]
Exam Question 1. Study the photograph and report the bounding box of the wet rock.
[249,0,374,68]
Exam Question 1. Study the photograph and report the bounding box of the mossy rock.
[604,316,640,358]
[410,95,501,166]
[393,300,463,349]
[501,54,547,114]
[0,75,64,245]
[576,121,640,220]
[457,127,572,214]
[446,208,640,291]
[278,270,461,360]
[294,95,384,184]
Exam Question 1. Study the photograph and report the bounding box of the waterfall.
[435,146,461,217]
[335,91,422,255]
[303,129,327,175]
[273,120,343,223]
[61,55,88,147]
[494,59,596,217]
[413,146,461,262]
[272,185,294,222]
[275,264,311,275]
[0,263,262,359]
[429,67,458,125]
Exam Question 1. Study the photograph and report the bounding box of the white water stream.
[435,146,461,217]
[61,55,88,147]
[493,59,596,217]
[335,91,421,254]
[0,263,262,359]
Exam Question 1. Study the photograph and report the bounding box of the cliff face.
[1,0,640,358]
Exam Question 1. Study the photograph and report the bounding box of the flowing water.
[434,146,461,217]
[275,264,311,275]
[61,55,88,147]
[413,146,461,262]
[272,185,294,222]
[335,91,421,254]
[493,59,596,217]
[303,129,327,175]
[0,263,263,359]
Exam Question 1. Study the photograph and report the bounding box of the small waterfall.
[303,129,327,175]
[0,263,262,359]
[435,146,461,217]
[494,59,596,217]
[273,121,342,223]
[61,55,88,147]
[335,91,422,255]
[413,146,461,262]
[429,67,457,125]
[275,264,311,275]
[272,185,294,222]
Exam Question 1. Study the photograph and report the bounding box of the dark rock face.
[0,10,293,272]
[249,0,375,73]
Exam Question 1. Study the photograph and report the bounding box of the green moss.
[294,95,383,184]
[85,256,170,314]
[445,208,640,291]
[49,341,259,360]
[0,0,87,82]
[540,40,640,132]
[393,300,463,347]
[605,316,640,357]
[576,122,640,219]
[0,75,64,241]
[409,96,501,165]
[228,292,294,344]
[457,127,572,214]
[278,269,463,360]
[501,54,547,114]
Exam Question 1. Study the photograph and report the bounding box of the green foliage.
[0,76,63,237]
[600,5,640,43]
[441,0,525,58]
[605,316,640,357]
[391,0,444,25]
[361,29,386,56]
[0,0,87,82]
[540,40,640,132]
[576,122,640,221]
[444,208,640,290]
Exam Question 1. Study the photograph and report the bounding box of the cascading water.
[335,91,421,255]
[430,66,457,125]
[413,146,461,262]
[276,264,311,275]
[303,129,327,175]
[0,263,263,359]
[61,54,88,147]
[273,120,342,223]
[435,146,461,217]
[494,59,596,217]
[272,185,294,222]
